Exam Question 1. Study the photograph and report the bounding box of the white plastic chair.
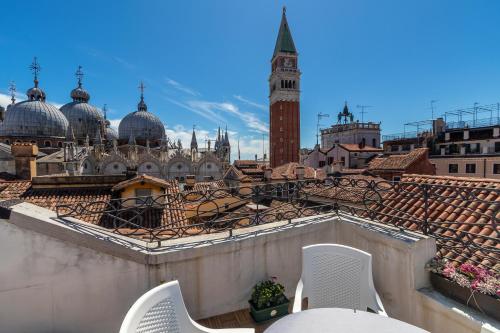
[292,244,387,316]
[120,280,254,333]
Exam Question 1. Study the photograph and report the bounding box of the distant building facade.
[0,60,231,182]
[320,103,381,150]
[383,112,500,179]
[269,8,301,168]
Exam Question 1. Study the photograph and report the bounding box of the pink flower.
[459,263,478,279]
[443,263,456,278]
[470,279,480,290]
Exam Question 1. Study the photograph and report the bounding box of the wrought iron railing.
[55,178,499,271]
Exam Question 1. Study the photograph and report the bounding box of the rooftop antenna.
[356,105,372,123]
[29,57,41,86]
[75,65,84,87]
[316,112,330,146]
[429,100,438,119]
[9,81,16,104]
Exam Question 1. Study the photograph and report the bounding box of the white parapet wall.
[0,202,497,333]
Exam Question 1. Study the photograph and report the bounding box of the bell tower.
[269,7,300,168]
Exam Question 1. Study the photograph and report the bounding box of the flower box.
[249,298,290,323]
[430,273,500,321]
[249,278,289,323]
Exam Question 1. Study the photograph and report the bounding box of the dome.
[60,102,104,141]
[0,100,69,138]
[70,87,90,102]
[0,78,68,138]
[60,66,104,141]
[105,122,118,141]
[118,90,165,143]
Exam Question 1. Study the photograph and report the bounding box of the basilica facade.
[0,59,231,181]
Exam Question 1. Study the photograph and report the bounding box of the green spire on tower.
[272,6,297,58]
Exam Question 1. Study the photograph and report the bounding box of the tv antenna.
[316,112,330,146]
[429,100,438,119]
[356,105,372,123]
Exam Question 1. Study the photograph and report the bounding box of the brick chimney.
[295,166,305,180]
[11,143,38,180]
[264,167,273,181]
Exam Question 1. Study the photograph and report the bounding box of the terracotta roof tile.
[368,148,428,171]
[271,162,326,181]
[339,144,383,152]
[368,174,499,271]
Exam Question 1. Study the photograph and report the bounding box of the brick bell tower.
[269,7,301,168]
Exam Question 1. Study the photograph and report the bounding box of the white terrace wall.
[0,203,495,333]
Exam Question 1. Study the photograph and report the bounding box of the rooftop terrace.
[0,175,498,332]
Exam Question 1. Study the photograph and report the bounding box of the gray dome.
[118,94,165,142]
[105,125,118,141]
[0,100,69,138]
[60,101,104,140]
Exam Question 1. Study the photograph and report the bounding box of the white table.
[264,308,429,333]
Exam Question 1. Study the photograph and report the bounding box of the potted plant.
[426,258,500,320]
[249,277,289,322]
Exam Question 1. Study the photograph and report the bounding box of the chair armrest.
[371,291,387,317]
[193,318,254,333]
[292,279,304,313]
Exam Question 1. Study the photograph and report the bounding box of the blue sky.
[1,0,499,159]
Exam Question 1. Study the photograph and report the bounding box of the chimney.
[296,166,305,180]
[255,154,258,161]
[264,167,272,181]
[11,143,38,180]
[185,174,196,187]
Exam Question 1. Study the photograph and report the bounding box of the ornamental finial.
[283,6,286,14]
[75,65,84,88]
[138,81,145,99]
[29,57,41,87]
[9,81,16,104]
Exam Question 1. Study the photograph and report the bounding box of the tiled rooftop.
[369,174,499,271]
[368,148,429,171]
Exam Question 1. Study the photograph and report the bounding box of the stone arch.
[196,155,223,181]
[137,156,162,178]
[167,156,192,181]
[80,157,95,175]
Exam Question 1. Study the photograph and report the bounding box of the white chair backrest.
[301,244,373,311]
[120,280,196,333]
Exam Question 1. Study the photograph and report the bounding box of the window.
[393,176,401,182]
[402,144,411,151]
[319,161,326,167]
[372,138,377,147]
[44,141,51,147]
[135,188,152,205]
[495,142,500,153]
[449,144,459,154]
[5,140,9,145]
[464,144,471,154]
[58,142,63,148]
[390,145,399,152]
[448,164,458,173]
[281,80,284,89]
[494,164,500,174]
[465,163,476,174]
[327,157,334,165]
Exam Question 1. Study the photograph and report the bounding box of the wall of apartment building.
[430,156,500,179]
[303,148,326,168]
[0,203,494,333]
[321,126,380,150]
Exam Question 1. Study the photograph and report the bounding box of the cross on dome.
[29,57,41,86]
[75,65,84,87]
